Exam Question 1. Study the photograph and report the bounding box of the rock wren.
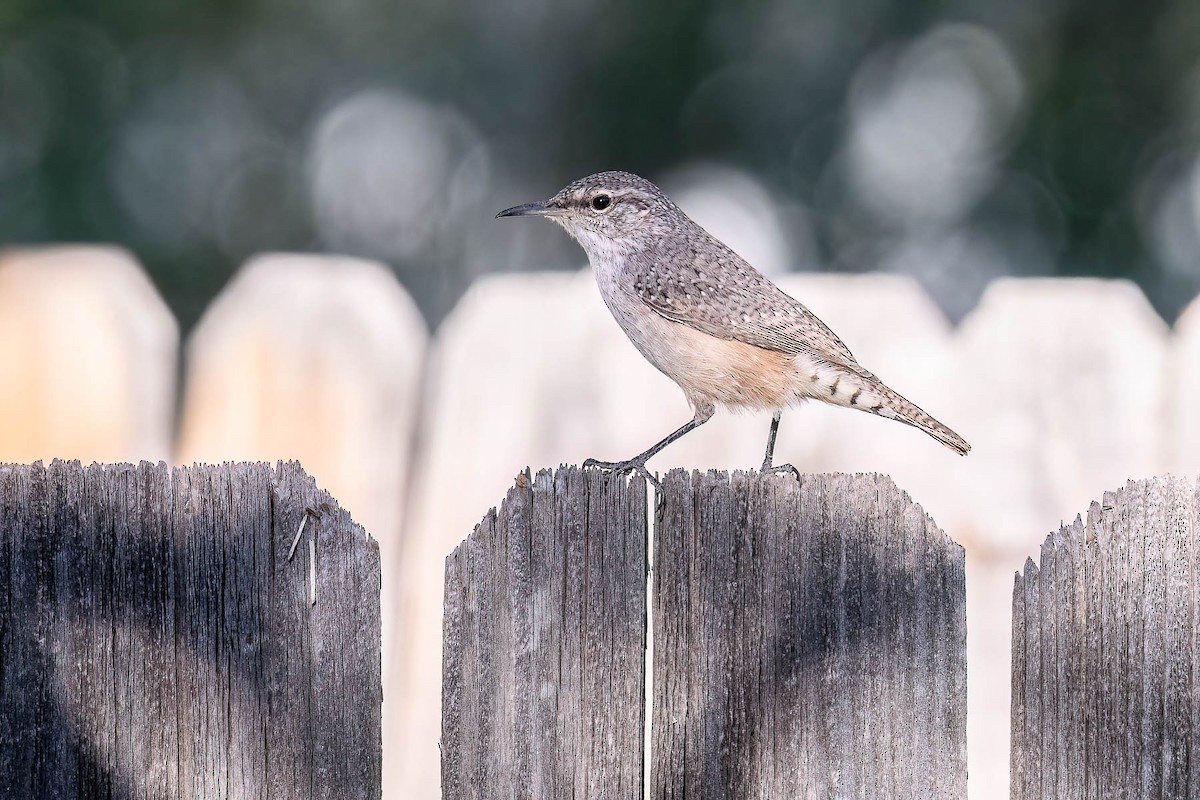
[497,170,969,483]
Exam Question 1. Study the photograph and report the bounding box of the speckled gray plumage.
[634,222,859,368]
[499,169,971,457]
[551,171,859,368]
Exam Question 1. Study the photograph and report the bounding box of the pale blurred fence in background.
[1,245,1198,800]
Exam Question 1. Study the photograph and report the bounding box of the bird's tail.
[841,372,970,455]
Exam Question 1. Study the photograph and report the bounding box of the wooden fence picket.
[0,246,177,464]
[0,461,381,799]
[441,467,967,799]
[1011,476,1200,799]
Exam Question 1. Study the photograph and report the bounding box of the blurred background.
[2,1,1200,799]
[3,0,1200,326]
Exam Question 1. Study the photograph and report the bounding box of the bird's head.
[496,170,680,259]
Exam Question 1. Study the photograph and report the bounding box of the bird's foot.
[583,457,662,492]
[760,460,800,481]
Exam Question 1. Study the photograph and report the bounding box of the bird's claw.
[583,457,663,492]
[760,462,801,481]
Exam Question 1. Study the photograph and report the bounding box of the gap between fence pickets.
[642,481,657,800]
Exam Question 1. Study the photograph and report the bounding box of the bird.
[496,170,969,486]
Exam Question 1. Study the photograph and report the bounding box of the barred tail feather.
[862,379,971,455]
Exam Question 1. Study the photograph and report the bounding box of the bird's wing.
[632,239,859,369]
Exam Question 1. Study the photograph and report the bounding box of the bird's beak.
[495,201,561,219]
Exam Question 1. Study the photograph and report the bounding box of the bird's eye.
[591,194,612,211]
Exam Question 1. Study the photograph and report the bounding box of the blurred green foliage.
[1,0,1198,328]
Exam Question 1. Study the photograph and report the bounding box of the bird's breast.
[587,256,810,412]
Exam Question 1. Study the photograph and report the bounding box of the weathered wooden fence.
[0,461,382,799]
[4,246,1200,799]
[1011,475,1200,800]
[442,467,967,798]
[409,273,1195,800]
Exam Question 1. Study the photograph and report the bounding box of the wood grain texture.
[441,467,648,800]
[652,470,967,799]
[0,460,381,800]
[1011,476,1200,800]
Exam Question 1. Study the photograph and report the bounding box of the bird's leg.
[760,411,782,471]
[584,407,713,490]
[760,411,800,480]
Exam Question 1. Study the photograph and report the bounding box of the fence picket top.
[178,253,427,542]
[1011,475,1200,800]
[0,246,177,464]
